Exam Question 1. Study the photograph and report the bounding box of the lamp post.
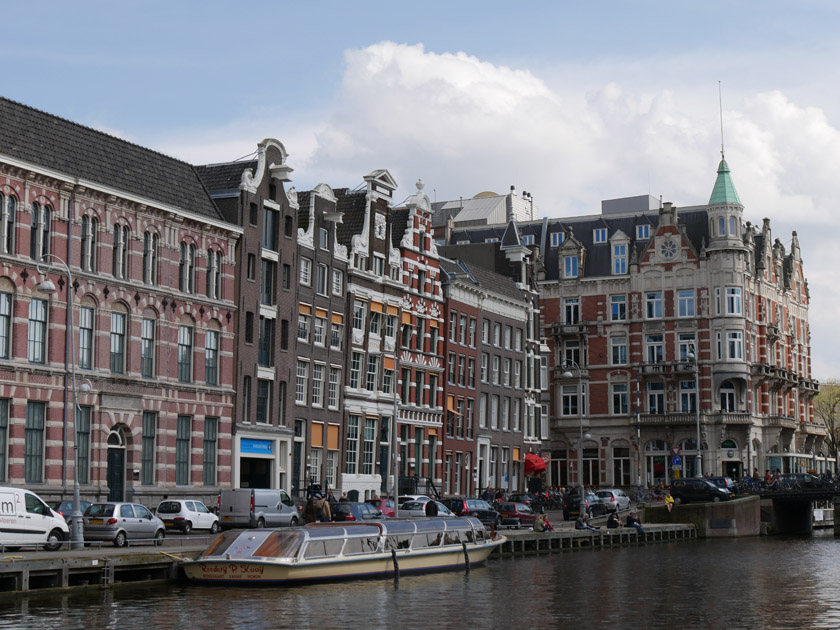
[37,254,85,549]
[562,360,586,509]
[688,346,702,477]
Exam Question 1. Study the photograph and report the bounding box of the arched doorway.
[107,427,127,502]
[721,439,741,478]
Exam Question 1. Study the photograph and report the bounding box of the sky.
[3,0,840,379]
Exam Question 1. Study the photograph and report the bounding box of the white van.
[0,487,69,550]
[218,488,300,529]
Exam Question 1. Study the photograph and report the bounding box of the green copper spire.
[708,158,741,205]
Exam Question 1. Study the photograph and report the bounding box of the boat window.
[384,535,412,550]
[254,532,304,559]
[443,531,461,545]
[344,536,380,555]
[200,530,241,558]
[304,538,345,559]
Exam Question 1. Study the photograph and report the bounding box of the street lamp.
[688,346,702,477]
[37,254,86,549]
[562,360,586,508]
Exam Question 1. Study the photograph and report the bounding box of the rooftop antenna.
[718,80,725,160]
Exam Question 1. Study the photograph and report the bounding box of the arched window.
[143,231,158,285]
[178,317,195,383]
[110,304,128,374]
[718,216,725,237]
[0,194,16,254]
[179,242,195,293]
[30,202,51,260]
[112,224,129,279]
[206,249,222,299]
[81,216,98,272]
[720,380,736,412]
[729,216,737,236]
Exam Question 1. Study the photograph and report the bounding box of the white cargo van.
[218,488,300,529]
[0,487,69,550]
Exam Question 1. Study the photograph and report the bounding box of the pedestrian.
[303,496,317,524]
[424,499,439,517]
[339,492,349,503]
[314,492,332,522]
[626,511,645,535]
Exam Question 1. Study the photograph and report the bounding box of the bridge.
[758,488,839,535]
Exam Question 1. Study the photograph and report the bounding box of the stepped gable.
[0,96,222,220]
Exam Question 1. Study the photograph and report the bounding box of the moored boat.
[183,516,505,584]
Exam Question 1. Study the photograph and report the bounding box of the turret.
[706,158,745,251]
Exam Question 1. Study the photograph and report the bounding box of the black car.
[670,478,730,504]
[331,502,386,522]
[47,500,93,523]
[562,492,606,520]
[441,498,501,528]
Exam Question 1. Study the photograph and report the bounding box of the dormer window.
[522,235,534,245]
[636,224,650,239]
[564,255,578,278]
[593,228,607,243]
[550,232,564,247]
[612,244,627,274]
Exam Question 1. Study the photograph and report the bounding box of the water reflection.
[2,533,840,629]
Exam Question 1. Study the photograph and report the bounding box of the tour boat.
[182,516,505,584]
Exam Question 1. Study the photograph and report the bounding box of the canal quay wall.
[644,495,761,537]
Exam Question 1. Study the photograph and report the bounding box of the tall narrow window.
[363,418,376,475]
[646,292,663,319]
[25,401,45,483]
[610,295,626,321]
[28,298,47,363]
[613,244,627,274]
[206,249,222,299]
[311,364,324,407]
[259,317,274,366]
[141,411,156,485]
[263,208,278,250]
[76,406,92,484]
[81,216,98,272]
[112,224,129,279]
[0,399,7,481]
[345,415,359,474]
[30,203,51,260]
[143,232,158,284]
[176,415,191,485]
[77,306,94,369]
[179,243,196,293]
[564,255,578,278]
[261,260,276,306]
[141,318,155,377]
[110,312,126,374]
[295,361,309,404]
[242,376,251,423]
[328,367,340,409]
[203,417,218,486]
[0,291,12,360]
[178,325,193,382]
[299,258,311,286]
[0,194,15,254]
[205,330,219,386]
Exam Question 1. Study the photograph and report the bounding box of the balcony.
[551,322,587,336]
[641,362,670,375]
[638,413,697,425]
[762,415,798,429]
[719,412,753,425]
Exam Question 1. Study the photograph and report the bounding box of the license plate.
[164,521,174,527]
[89,519,103,525]
[222,516,232,521]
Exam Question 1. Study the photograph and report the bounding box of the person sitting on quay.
[534,513,555,533]
[664,493,674,513]
[575,513,599,532]
[625,512,644,535]
[607,512,621,529]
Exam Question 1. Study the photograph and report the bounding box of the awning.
[524,452,547,476]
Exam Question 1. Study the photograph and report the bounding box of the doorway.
[106,429,126,502]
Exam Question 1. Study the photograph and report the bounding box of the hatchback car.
[399,500,453,517]
[47,500,93,523]
[83,502,166,547]
[156,499,220,534]
[366,498,396,517]
[496,502,538,528]
[563,491,606,520]
[670,479,730,504]
[441,498,501,528]
[331,502,387,522]
[596,489,631,513]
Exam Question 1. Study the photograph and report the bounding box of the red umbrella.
[524,452,547,476]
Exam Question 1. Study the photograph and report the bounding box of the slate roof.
[1,97,223,221]
[439,256,524,301]
[195,160,257,196]
[335,188,367,247]
[391,208,409,248]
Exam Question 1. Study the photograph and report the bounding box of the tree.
[814,380,840,460]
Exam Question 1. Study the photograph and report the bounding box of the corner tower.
[706,157,744,251]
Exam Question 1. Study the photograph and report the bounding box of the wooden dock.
[495,523,697,556]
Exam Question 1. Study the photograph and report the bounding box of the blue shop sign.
[241,438,273,455]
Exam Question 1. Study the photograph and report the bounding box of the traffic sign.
[671,447,681,456]
[672,456,682,466]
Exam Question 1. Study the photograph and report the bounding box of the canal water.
[2,532,840,629]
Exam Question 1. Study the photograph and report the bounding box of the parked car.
[366,498,396,517]
[399,501,453,517]
[441,498,501,529]
[0,487,69,551]
[507,493,537,507]
[156,500,220,534]
[83,502,165,547]
[218,488,300,529]
[46,500,93,523]
[563,491,606,520]
[496,502,538,528]
[707,476,737,496]
[596,489,631,513]
[331,502,387,522]
[398,495,432,506]
[780,473,822,489]
[670,479,730,504]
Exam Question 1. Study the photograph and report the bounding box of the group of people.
[573,511,644,535]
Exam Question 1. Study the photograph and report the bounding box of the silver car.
[596,489,631,513]
[83,502,165,547]
[399,501,453,517]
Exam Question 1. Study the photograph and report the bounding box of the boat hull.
[183,537,504,585]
